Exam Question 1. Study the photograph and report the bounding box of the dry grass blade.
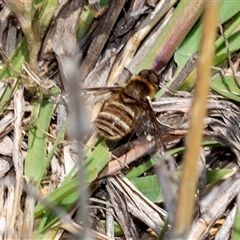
[81,0,126,79]
[107,0,177,85]
[51,0,84,89]
[99,140,156,178]
[1,0,240,238]
[207,107,240,161]
[0,135,13,157]
[98,131,183,178]
[172,1,219,238]
[106,179,139,239]
[142,0,204,72]
[188,174,240,239]
[5,87,24,239]
[214,205,236,240]
[107,175,167,236]
[153,96,240,167]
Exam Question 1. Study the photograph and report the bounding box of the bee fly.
[94,69,165,153]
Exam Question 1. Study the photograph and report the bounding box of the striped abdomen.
[95,100,135,140]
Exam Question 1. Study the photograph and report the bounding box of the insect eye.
[138,69,160,85]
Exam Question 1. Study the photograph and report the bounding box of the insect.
[87,69,165,154]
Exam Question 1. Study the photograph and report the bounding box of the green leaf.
[77,5,96,41]
[172,1,240,91]
[174,20,201,76]
[130,176,165,202]
[35,140,110,232]
[85,140,110,182]
[232,206,240,240]
[127,143,218,179]
[215,11,240,50]
[32,0,58,37]
[126,146,186,179]
[77,0,109,41]
[126,158,156,179]
[214,31,240,66]
[100,220,123,236]
[175,1,240,74]
[206,169,233,185]
[130,167,231,203]
[218,0,240,24]
[0,39,29,114]
[37,177,79,231]
[25,88,60,186]
[136,0,204,73]
[210,75,240,102]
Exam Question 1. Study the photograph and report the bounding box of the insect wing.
[134,98,165,159]
[81,86,122,93]
[81,86,121,110]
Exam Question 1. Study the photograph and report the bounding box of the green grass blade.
[34,140,110,232]
[24,87,60,186]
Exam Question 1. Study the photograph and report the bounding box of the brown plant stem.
[136,0,204,73]
[172,1,219,238]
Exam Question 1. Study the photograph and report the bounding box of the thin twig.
[218,23,240,89]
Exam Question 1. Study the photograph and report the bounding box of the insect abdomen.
[95,101,134,140]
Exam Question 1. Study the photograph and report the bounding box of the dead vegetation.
[0,0,240,239]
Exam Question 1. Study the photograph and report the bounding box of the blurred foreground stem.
[172,1,219,238]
